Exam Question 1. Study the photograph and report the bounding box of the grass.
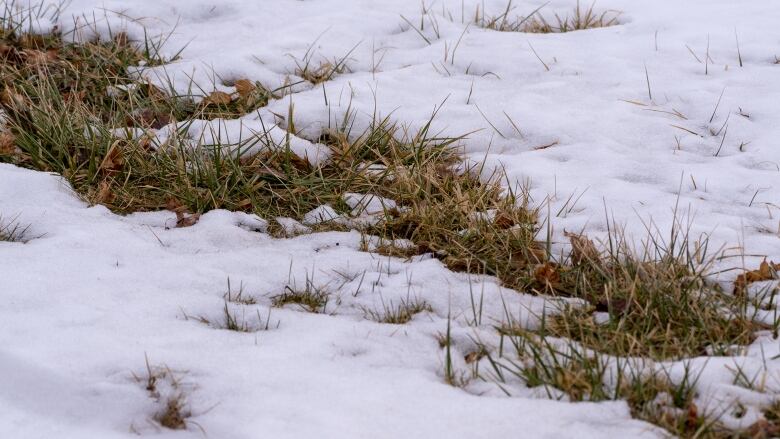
[361,295,432,324]
[2,12,777,439]
[484,332,730,437]
[193,302,277,332]
[271,278,332,313]
[537,226,758,360]
[0,216,28,242]
[133,356,193,431]
[475,1,620,34]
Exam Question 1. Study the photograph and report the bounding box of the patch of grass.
[475,1,620,34]
[0,215,28,242]
[361,295,432,324]
[0,15,544,280]
[271,279,332,313]
[194,302,276,332]
[289,41,357,85]
[535,226,757,360]
[223,278,257,305]
[133,356,193,431]
[486,331,727,438]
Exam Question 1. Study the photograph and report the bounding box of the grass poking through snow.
[474,1,620,34]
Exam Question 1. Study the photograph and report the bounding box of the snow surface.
[2,0,780,437]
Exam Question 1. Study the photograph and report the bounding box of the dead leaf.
[21,49,55,65]
[746,419,780,439]
[95,180,115,204]
[1,88,28,110]
[464,350,486,364]
[99,142,124,175]
[166,198,200,228]
[494,212,515,229]
[234,79,256,98]
[734,260,780,295]
[534,262,561,288]
[203,91,232,106]
[176,213,200,228]
[565,231,600,266]
[0,131,16,155]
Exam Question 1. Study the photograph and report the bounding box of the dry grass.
[361,295,432,324]
[271,279,332,313]
[133,357,193,431]
[536,228,758,360]
[0,216,28,242]
[475,1,620,34]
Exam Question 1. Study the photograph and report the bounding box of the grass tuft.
[475,1,620,34]
[536,226,757,360]
[361,295,432,324]
[0,215,29,242]
[271,279,332,313]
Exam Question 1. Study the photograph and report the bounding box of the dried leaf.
[734,260,780,295]
[0,131,15,153]
[233,79,256,98]
[95,180,115,204]
[203,90,232,106]
[565,231,600,266]
[166,198,200,228]
[99,142,124,175]
[534,262,560,288]
[494,212,515,229]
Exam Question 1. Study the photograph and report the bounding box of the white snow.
[2,0,780,437]
[0,164,657,438]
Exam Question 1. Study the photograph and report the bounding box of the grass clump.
[271,280,332,313]
[475,1,620,33]
[535,227,757,360]
[0,14,543,278]
[194,302,276,332]
[0,216,28,242]
[486,331,737,438]
[361,295,432,324]
[133,356,193,431]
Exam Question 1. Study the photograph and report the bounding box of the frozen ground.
[1,0,779,437]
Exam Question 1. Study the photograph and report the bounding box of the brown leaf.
[233,79,256,98]
[734,260,780,295]
[494,212,515,229]
[166,198,200,228]
[0,132,16,155]
[746,419,780,439]
[22,49,53,65]
[98,142,125,175]
[685,403,699,431]
[534,262,561,288]
[203,91,232,106]
[176,213,200,228]
[464,350,486,364]
[95,180,116,204]
[1,88,27,110]
[565,231,600,266]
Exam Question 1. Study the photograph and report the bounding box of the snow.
[0,164,657,438]
[2,0,780,437]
